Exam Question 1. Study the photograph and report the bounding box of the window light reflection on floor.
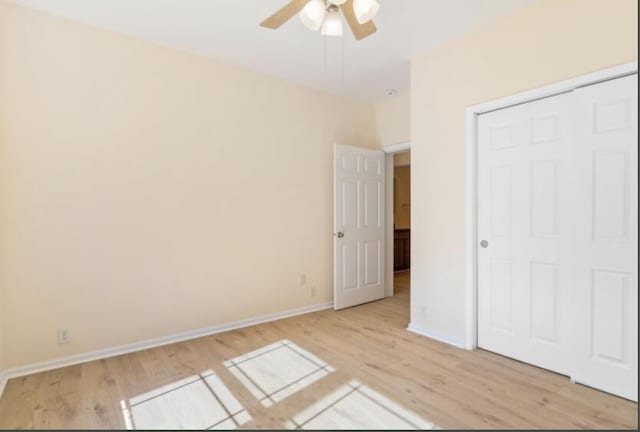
[120,370,251,430]
[285,380,437,430]
[224,339,334,407]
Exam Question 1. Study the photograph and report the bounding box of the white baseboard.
[407,322,467,350]
[0,371,6,400]
[0,301,333,400]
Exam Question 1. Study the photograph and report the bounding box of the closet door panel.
[477,92,573,376]
[570,74,637,401]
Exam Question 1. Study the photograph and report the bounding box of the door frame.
[383,141,411,297]
[464,61,638,350]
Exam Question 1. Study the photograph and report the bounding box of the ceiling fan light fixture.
[328,0,348,5]
[299,0,326,32]
[321,7,344,37]
[353,0,380,24]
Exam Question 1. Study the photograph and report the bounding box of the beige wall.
[0,39,5,371]
[0,2,377,369]
[394,166,410,230]
[375,91,410,147]
[411,0,638,342]
[0,290,3,372]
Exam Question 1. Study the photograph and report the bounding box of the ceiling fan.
[260,0,380,40]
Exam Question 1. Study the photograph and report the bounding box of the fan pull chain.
[341,29,345,92]
[323,32,327,82]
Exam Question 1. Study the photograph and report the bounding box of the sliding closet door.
[477,92,574,376]
[477,73,638,401]
[570,74,638,401]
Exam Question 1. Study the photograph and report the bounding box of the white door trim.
[383,141,411,154]
[383,142,411,297]
[464,61,638,350]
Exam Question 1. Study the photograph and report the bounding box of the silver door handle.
[480,240,489,248]
[335,232,344,238]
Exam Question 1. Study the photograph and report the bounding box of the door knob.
[480,240,489,248]
[335,232,344,238]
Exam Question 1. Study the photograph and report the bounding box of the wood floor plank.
[0,272,636,429]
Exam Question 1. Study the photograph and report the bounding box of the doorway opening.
[392,151,410,301]
[383,142,411,310]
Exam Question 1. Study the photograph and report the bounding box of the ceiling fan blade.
[260,0,309,29]
[341,0,377,40]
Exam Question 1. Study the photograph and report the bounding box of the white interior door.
[477,91,574,376]
[477,74,638,401]
[334,144,385,310]
[570,74,637,401]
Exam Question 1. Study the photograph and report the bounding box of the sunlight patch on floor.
[118,342,435,430]
[120,370,251,430]
[284,380,437,430]
[224,339,334,407]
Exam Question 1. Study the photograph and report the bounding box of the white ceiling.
[10,0,533,102]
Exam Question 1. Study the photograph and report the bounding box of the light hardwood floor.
[0,271,637,429]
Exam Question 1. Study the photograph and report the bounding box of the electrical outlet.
[57,329,70,345]
[300,274,307,285]
[310,286,317,297]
